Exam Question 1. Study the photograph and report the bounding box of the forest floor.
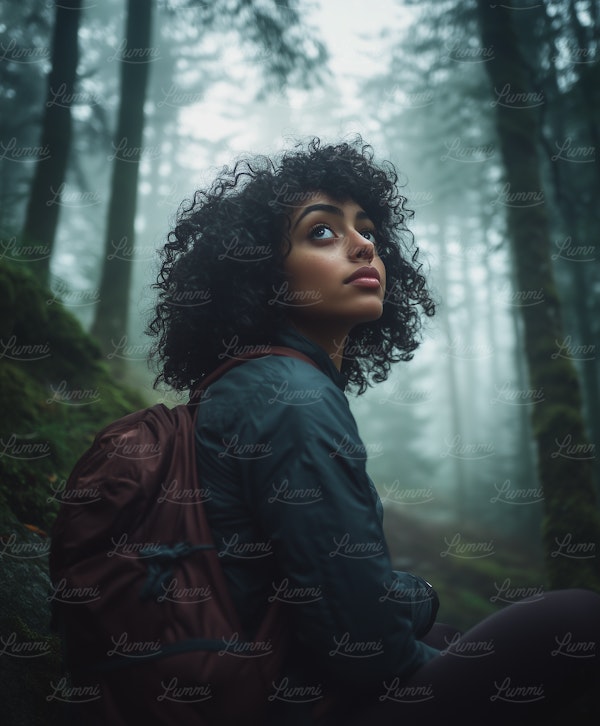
[383,505,548,632]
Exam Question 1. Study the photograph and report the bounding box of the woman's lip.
[346,277,381,288]
[344,266,381,283]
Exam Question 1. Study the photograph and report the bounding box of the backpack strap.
[188,345,320,406]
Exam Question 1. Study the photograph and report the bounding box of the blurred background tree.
[20,0,82,284]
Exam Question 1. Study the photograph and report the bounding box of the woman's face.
[281,192,387,346]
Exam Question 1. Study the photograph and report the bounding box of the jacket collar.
[275,327,347,391]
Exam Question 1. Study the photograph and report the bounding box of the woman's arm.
[238,371,439,687]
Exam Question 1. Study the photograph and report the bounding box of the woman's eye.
[361,230,377,243]
[309,224,336,241]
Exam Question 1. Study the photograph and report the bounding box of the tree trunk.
[534,0,600,493]
[509,258,542,539]
[567,0,600,187]
[91,0,153,362]
[475,0,600,590]
[437,216,468,524]
[20,0,82,283]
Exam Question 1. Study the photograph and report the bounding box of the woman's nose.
[347,230,375,262]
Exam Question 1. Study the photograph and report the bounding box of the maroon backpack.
[49,347,317,725]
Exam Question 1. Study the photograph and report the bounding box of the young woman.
[148,137,599,724]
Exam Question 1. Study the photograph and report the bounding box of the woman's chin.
[353,301,384,324]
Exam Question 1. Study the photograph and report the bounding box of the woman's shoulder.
[201,353,350,425]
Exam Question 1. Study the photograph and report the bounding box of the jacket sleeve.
[390,571,439,638]
[236,372,440,688]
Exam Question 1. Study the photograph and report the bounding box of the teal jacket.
[195,327,440,696]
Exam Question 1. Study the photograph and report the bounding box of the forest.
[0,0,599,723]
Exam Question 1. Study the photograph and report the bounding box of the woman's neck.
[286,321,349,371]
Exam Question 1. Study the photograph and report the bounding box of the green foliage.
[0,260,149,724]
[0,259,147,530]
[383,507,548,632]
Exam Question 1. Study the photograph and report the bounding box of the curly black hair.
[147,136,435,395]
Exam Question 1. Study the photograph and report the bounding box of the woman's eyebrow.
[292,203,371,230]
[292,203,342,230]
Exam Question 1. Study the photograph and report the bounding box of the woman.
[148,137,599,724]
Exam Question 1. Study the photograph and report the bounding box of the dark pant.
[349,588,600,725]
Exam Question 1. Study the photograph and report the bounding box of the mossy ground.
[382,506,548,632]
[0,260,147,530]
[0,259,147,725]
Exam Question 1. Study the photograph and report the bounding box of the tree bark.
[436,215,469,523]
[475,0,600,590]
[90,0,153,360]
[20,0,82,283]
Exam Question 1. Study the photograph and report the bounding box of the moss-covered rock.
[0,505,62,725]
[0,259,148,724]
[0,260,147,530]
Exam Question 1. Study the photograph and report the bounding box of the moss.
[0,260,147,531]
[383,509,549,632]
[0,259,152,723]
[0,265,16,338]
[43,300,103,381]
[0,615,63,726]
